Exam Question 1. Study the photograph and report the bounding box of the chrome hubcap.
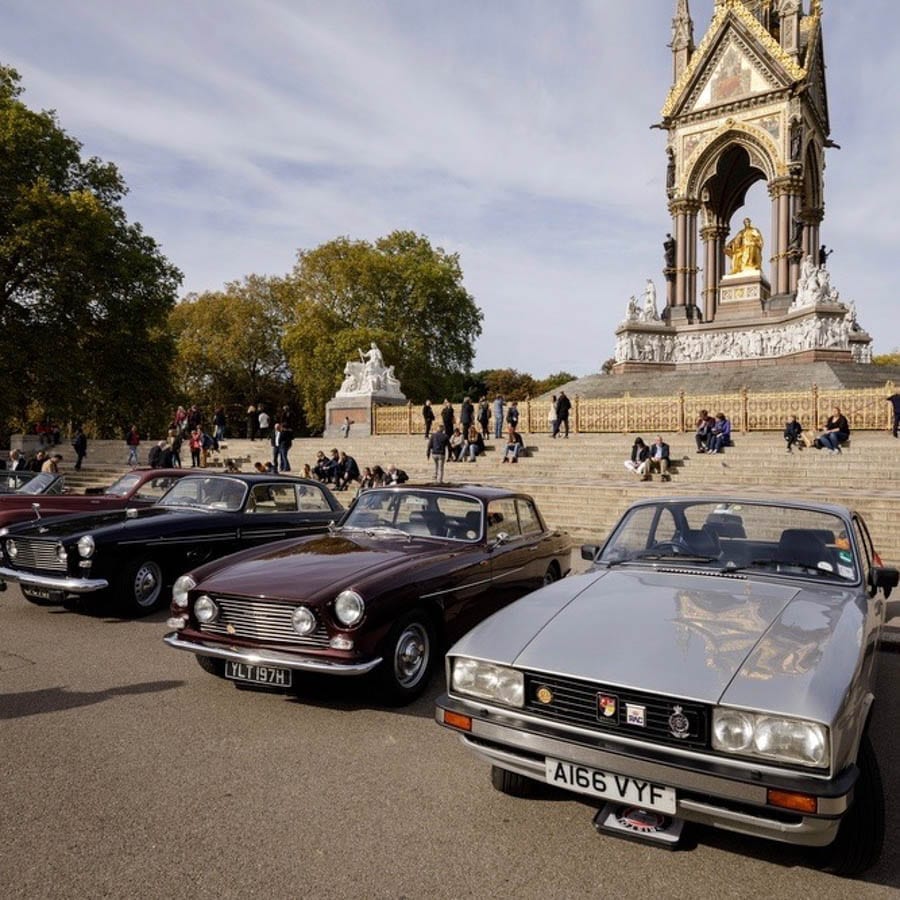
[133,562,162,608]
[394,624,429,687]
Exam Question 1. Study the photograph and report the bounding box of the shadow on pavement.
[0,679,184,720]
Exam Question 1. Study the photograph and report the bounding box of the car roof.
[626,495,854,519]
[362,483,530,501]
[171,472,325,486]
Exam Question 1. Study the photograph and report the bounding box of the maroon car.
[0,468,188,528]
[165,484,572,704]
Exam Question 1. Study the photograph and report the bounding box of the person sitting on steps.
[646,435,671,481]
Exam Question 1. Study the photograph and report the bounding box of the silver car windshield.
[104,472,143,497]
[344,489,483,542]
[156,476,247,512]
[599,501,859,584]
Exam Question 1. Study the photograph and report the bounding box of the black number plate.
[224,661,292,688]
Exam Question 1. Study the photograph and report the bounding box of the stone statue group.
[336,342,404,397]
[624,279,660,324]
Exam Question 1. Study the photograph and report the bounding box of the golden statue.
[725,217,763,274]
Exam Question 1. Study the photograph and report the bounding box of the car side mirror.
[581,544,600,561]
[872,566,900,601]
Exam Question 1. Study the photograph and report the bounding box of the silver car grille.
[199,595,330,648]
[8,538,66,572]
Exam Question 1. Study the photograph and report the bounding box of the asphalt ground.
[1,587,899,900]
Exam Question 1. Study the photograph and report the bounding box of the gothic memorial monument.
[614,0,872,371]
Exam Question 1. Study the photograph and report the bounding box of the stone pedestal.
[324,393,407,439]
[716,270,771,320]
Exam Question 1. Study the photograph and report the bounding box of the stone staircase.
[55,432,900,565]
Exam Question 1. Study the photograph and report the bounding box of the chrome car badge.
[625,704,646,727]
[226,623,237,635]
[598,694,618,719]
[535,686,554,705]
[668,705,690,739]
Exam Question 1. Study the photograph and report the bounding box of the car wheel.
[195,655,225,678]
[543,562,561,585]
[815,733,884,877]
[377,612,436,705]
[118,558,165,615]
[491,765,536,798]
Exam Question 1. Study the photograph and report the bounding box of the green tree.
[283,231,482,428]
[0,65,181,436]
[873,352,900,367]
[169,276,295,416]
[534,371,576,396]
[479,368,537,400]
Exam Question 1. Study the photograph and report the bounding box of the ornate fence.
[375,383,896,435]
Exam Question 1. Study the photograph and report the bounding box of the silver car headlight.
[6,538,18,559]
[56,542,68,564]
[334,590,364,627]
[172,574,196,609]
[292,606,316,635]
[77,535,95,559]
[713,708,829,769]
[451,657,524,708]
[194,595,219,624]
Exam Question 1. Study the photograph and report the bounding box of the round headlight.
[77,535,95,559]
[56,543,68,564]
[194,595,219,624]
[172,574,196,609]
[6,539,18,559]
[712,709,754,753]
[292,606,316,635]
[334,590,365,627]
[754,717,828,767]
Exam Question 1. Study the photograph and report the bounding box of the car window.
[247,483,298,514]
[516,499,542,535]
[487,499,520,540]
[343,489,481,542]
[104,472,142,497]
[850,518,872,586]
[134,476,180,502]
[297,484,332,512]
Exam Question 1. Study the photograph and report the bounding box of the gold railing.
[374,383,896,434]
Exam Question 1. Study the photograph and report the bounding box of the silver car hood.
[454,569,869,721]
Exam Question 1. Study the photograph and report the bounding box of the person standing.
[887,393,900,438]
[213,406,227,443]
[189,428,202,467]
[548,395,559,438]
[246,404,257,440]
[506,401,520,431]
[556,391,571,438]
[72,426,87,471]
[125,425,141,466]
[258,406,270,440]
[440,400,455,437]
[422,400,435,438]
[477,397,490,438]
[427,425,450,483]
[492,395,505,439]
[272,423,292,472]
[459,397,474,435]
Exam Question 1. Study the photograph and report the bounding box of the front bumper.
[436,694,854,848]
[0,566,108,594]
[164,632,383,677]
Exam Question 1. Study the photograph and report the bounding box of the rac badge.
[598,694,618,719]
[668,705,690,740]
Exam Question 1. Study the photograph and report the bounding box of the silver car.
[435,497,899,876]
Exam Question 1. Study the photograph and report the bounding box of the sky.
[3,1,899,378]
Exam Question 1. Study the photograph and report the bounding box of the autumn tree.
[0,65,182,436]
[169,276,296,417]
[282,231,482,428]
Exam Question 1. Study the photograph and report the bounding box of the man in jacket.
[492,395,504,439]
[271,423,293,472]
[647,435,671,481]
[555,392,572,438]
[422,400,435,438]
[427,425,450,483]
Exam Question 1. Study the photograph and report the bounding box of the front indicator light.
[767,789,817,814]
[329,636,354,650]
[166,615,188,630]
[442,710,472,732]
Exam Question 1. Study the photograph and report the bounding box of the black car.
[0,474,343,615]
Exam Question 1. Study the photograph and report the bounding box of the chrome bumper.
[163,632,383,677]
[0,566,108,594]
[436,695,851,848]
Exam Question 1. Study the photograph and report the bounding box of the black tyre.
[377,611,436,705]
[815,733,884,877]
[491,765,536,798]
[195,655,226,678]
[117,558,166,615]
[543,562,561,586]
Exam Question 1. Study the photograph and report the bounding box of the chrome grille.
[524,672,710,750]
[199,595,330,648]
[8,538,66,572]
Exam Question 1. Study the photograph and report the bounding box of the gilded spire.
[672,0,694,53]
